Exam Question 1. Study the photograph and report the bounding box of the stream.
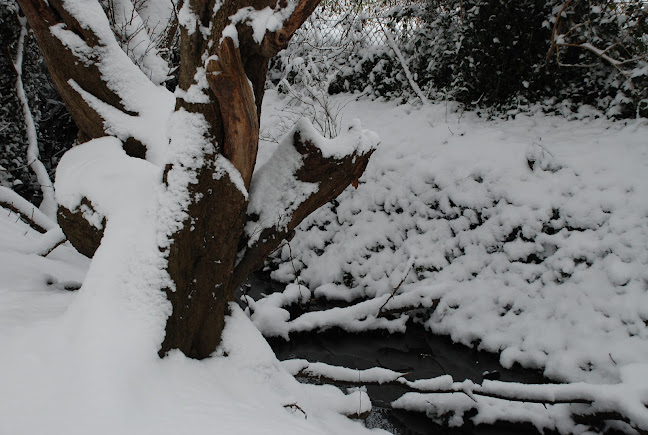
[242,273,554,434]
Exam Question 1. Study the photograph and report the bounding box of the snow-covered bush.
[326,0,648,119]
[267,8,373,138]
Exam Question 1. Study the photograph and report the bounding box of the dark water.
[242,273,553,434]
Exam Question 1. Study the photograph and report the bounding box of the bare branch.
[546,0,573,61]
[377,261,413,318]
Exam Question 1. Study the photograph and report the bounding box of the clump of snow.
[158,109,215,248]
[294,117,379,158]
[175,66,211,104]
[177,0,199,35]
[227,2,297,45]
[244,121,319,245]
[54,137,161,219]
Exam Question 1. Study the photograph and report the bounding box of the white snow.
[227,2,297,45]
[2,133,382,434]
[3,83,648,433]
[261,91,648,387]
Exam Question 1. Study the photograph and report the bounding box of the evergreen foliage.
[329,0,648,118]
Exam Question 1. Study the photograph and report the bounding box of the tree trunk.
[17,0,378,360]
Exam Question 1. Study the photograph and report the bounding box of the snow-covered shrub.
[328,0,648,119]
[267,8,374,139]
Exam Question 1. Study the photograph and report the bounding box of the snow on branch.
[394,365,648,434]
[102,0,171,86]
[12,15,57,219]
[260,0,324,57]
[283,359,406,385]
[55,136,161,257]
[0,186,56,234]
[547,1,648,94]
[0,186,65,257]
[377,18,429,106]
[281,359,648,434]
[16,0,174,161]
[245,281,443,338]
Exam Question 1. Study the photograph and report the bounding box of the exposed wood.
[57,200,105,258]
[206,37,259,188]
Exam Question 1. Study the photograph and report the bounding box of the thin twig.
[377,262,413,317]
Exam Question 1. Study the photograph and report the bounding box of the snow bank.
[261,91,648,385]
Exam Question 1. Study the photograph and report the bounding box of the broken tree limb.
[57,200,105,258]
[230,120,378,292]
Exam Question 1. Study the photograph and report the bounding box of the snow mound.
[0,135,384,434]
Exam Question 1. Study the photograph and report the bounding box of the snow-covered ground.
[1,91,648,433]
[260,92,648,386]
[0,196,379,434]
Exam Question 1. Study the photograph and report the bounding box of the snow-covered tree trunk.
[16,0,377,359]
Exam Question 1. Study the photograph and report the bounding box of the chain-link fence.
[292,7,423,51]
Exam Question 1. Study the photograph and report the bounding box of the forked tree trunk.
[17,0,377,359]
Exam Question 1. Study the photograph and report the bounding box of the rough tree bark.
[17,0,376,359]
